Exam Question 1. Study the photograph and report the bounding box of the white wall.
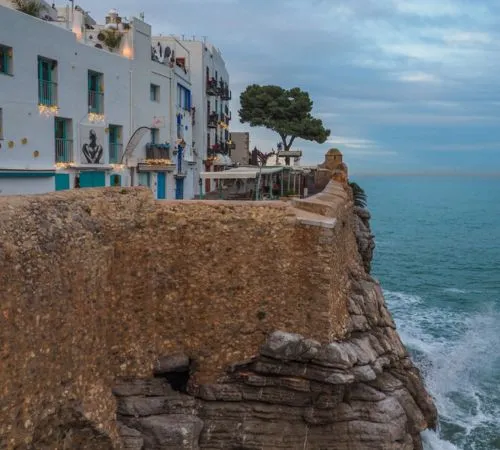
[0,6,216,199]
[0,177,54,195]
[0,5,131,192]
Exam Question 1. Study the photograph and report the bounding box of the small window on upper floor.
[150,84,160,102]
[0,45,13,76]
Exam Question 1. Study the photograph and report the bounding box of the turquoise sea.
[354,176,500,450]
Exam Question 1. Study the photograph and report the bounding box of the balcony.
[55,138,73,163]
[207,112,218,128]
[206,78,218,96]
[146,143,171,160]
[38,80,58,106]
[88,90,104,114]
[219,142,229,155]
[109,142,123,164]
[221,88,231,101]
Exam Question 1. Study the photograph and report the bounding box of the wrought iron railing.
[207,112,219,128]
[38,79,58,106]
[145,143,170,160]
[55,138,73,163]
[88,90,104,114]
[206,78,218,96]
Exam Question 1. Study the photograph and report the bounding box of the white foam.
[422,430,460,450]
[443,287,467,294]
[383,289,423,305]
[384,289,500,449]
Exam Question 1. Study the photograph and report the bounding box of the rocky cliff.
[112,195,437,450]
[0,182,436,449]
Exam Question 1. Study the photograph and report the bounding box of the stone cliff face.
[0,183,436,449]
[112,199,437,449]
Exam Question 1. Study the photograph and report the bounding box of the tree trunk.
[278,135,297,166]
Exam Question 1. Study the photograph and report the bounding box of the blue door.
[55,173,70,191]
[80,171,105,188]
[175,178,184,200]
[157,172,166,199]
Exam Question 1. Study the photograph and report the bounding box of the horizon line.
[349,172,500,177]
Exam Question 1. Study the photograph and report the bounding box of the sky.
[82,0,500,173]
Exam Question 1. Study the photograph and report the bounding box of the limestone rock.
[154,353,190,375]
[134,415,203,449]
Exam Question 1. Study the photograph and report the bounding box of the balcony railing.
[221,88,231,101]
[207,112,218,128]
[109,142,123,164]
[146,143,170,160]
[55,138,73,163]
[88,90,104,114]
[206,78,218,96]
[38,79,58,106]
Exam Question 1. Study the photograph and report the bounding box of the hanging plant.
[101,29,123,51]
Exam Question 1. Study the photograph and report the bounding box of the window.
[177,84,191,111]
[150,84,160,102]
[0,108,3,140]
[150,128,159,144]
[138,172,150,187]
[0,45,12,75]
[88,70,104,113]
[54,117,73,163]
[108,124,123,163]
[38,56,57,106]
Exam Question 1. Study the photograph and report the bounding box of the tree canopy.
[239,85,330,163]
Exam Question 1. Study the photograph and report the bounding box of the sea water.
[354,175,500,450]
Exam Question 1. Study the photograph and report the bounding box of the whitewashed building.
[157,37,232,196]
[0,3,196,199]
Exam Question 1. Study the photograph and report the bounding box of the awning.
[200,166,283,180]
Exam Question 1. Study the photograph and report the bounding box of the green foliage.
[11,0,47,16]
[239,85,330,158]
[101,29,123,50]
[349,181,368,208]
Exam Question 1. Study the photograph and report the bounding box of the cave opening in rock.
[163,370,190,393]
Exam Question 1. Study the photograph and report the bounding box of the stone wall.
[0,183,360,448]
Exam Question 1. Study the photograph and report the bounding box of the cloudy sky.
[84,0,500,173]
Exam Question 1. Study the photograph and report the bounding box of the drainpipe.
[128,69,133,186]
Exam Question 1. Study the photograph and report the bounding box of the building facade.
[0,3,204,199]
[158,38,232,196]
[229,131,250,165]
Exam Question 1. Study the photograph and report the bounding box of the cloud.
[397,72,441,83]
[326,137,377,149]
[79,0,500,172]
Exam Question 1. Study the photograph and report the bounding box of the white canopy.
[200,166,283,180]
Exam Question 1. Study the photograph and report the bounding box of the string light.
[88,113,106,123]
[55,162,74,169]
[38,104,59,117]
[144,158,174,165]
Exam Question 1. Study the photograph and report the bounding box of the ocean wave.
[387,290,500,449]
[383,289,423,305]
[443,287,468,294]
[422,430,460,450]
